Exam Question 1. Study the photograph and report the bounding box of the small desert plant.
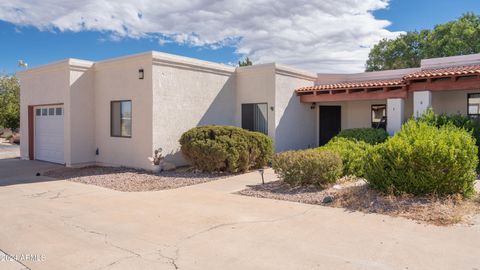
[152,148,164,165]
[272,149,342,187]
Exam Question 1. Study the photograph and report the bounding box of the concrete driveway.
[0,159,479,270]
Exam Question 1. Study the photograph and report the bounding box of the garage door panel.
[34,106,65,164]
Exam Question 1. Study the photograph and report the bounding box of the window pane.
[36,109,41,116]
[42,108,48,116]
[122,119,132,137]
[469,105,479,114]
[371,105,386,129]
[253,104,268,134]
[468,94,480,115]
[49,108,55,115]
[241,104,254,131]
[56,108,63,115]
[241,103,268,135]
[121,101,132,137]
[111,102,121,136]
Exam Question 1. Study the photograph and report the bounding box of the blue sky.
[0,0,479,74]
[0,20,238,74]
[374,0,480,31]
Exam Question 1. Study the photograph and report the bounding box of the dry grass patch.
[332,184,480,226]
[44,166,230,192]
[237,178,480,226]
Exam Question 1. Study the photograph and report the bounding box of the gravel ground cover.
[44,166,230,192]
[237,178,480,226]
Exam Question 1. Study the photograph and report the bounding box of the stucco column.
[413,91,432,118]
[387,98,405,136]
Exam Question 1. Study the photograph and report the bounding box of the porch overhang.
[299,88,407,102]
[296,79,407,102]
[405,65,480,92]
[297,64,480,103]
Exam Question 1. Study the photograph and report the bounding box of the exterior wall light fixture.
[139,68,144,79]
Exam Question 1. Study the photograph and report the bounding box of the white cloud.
[0,0,401,72]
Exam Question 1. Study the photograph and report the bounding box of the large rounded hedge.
[336,128,388,144]
[364,120,478,197]
[179,125,273,173]
[272,149,342,187]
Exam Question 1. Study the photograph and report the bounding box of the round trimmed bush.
[321,137,372,177]
[272,149,342,187]
[179,125,273,173]
[364,120,478,197]
[336,128,388,144]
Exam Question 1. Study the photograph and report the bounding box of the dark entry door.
[319,106,341,146]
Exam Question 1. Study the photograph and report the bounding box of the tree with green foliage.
[366,13,480,71]
[238,56,253,67]
[0,76,20,131]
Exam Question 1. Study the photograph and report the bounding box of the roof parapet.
[421,53,480,69]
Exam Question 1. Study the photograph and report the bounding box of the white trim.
[237,63,317,81]
[152,51,235,74]
[152,57,234,76]
[275,64,317,81]
[17,58,93,77]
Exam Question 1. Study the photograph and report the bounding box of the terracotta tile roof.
[296,64,480,94]
[404,64,480,80]
[296,78,405,93]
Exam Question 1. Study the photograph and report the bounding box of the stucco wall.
[274,71,316,151]
[235,64,276,141]
[431,89,480,115]
[151,57,236,165]
[69,66,95,165]
[18,61,70,162]
[93,54,153,169]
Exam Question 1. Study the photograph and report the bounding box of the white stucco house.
[19,51,480,170]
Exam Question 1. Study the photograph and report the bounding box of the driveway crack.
[25,191,50,198]
[63,221,142,258]
[155,206,316,269]
[93,255,137,270]
[158,248,179,269]
[183,206,316,241]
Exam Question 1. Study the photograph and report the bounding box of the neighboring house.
[18,52,480,170]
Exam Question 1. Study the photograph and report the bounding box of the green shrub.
[179,125,273,173]
[321,137,372,177]
[364,120,478,197]
[419,107,480,147]
[336,128,388,144]
[272,149,342,187]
